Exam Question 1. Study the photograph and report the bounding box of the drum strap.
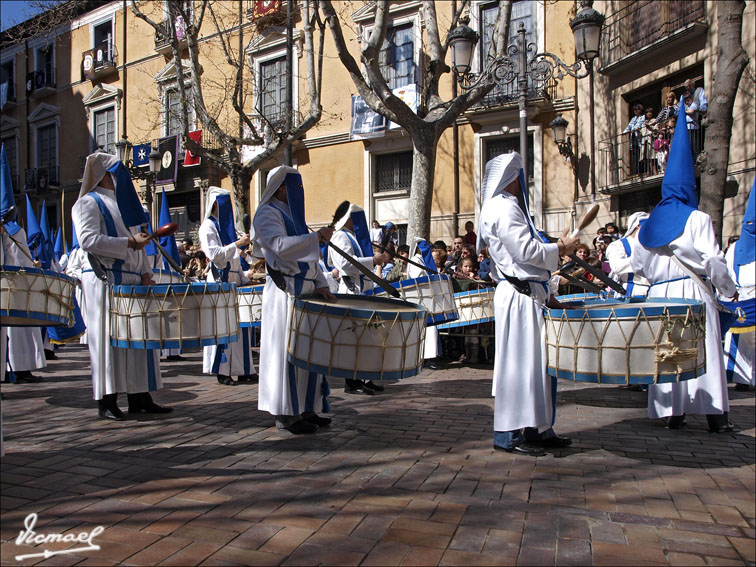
[501,273,548,297]
[88,192,126,285]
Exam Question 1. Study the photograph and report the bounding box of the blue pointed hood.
[141,205,157,256]
[639,106,698,248]
[25,195,43,250]
[107,161,149,228]
[733,181,755,271]
[54,227,64,260]
[0,143,21,236]
[70,223,79,251]
[37,201,55,268]
[159,188,181,270]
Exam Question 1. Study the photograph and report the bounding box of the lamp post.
[451,0,604,188]
[148,146,161,220]
[115,134,162,221]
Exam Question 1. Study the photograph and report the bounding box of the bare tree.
[321,0,511,243]
[698,0,749,244]
[131,0,326,219]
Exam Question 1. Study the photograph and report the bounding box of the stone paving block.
[258,526,314,555]
[440,549,503,566]
[159,541,222,566]
[201,545,284,566]
[448,525,488,552]
[281,542,366,566]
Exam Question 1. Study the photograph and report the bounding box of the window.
[36,44,54,75]
[164,87,194,139]
[1,60,14,104]
[375,152,412,193]
[486,135,534,181]
[379,24,415,89]
[37,123,57,184]
[93,20,114,65]
[258,56,288,124]
[93,107,116,153]
[1,135,18,191]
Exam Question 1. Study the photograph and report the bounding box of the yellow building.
[1,0,752,248]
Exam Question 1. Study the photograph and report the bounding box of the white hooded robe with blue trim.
[72,153,162,400]
[253,166,329,417]
[723,246,754,386]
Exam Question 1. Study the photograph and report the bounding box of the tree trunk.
[231,167,252,227]
[407,131,438,245]
[698,0,748,245]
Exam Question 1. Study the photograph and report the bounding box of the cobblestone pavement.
[1,345,754,566]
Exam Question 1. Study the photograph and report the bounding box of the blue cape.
[25,195,43,250]
[350,208,373,257]
[0,143,21,236]
[639,104,698,248]
[733,181,755,272]
[284,173,308,236]
[107,161,149,228]
[158,188,181,270]
[417,240,435,270]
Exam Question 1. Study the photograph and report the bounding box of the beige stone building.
[1,0,753,248]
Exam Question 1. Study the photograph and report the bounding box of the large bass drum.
[237,284,265,328]
[0,265,76,327]
[287,294,426,381]
[545,297,706,384]
[365,274,458,326]
[110,282,239,349]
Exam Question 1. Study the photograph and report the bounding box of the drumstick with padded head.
[562,203,600,239]
[146,222,179,242]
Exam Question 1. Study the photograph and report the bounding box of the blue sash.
[269,202,311,295]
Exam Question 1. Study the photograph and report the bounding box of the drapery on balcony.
[598,119,704,194]
[600,0,706,70]
[154,18,189,55]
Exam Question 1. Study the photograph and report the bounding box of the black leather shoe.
[734,383,751,392]
[165,355,183,361]
[44,349,57,360]
[303,413,332,427]
[344,386,373,395]
[135,393,173,414]
[494,443,545,456]
[217,375,236,386]
[364,380,384,392]
[285,419,318,434]
[531,435,572,448]
[13,371,42,383]
[238,374,259,383]
[98,407,125,421]
[426,362,439,370]
[709,422,735,434]
[667,415,687,429]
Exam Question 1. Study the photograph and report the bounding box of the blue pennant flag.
[54,227,65,260]
[132,143,151,168]
[38,200,54,269]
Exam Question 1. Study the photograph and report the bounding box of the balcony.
[599,1,707,78]
[598,119,703,195]
[82,42,117,81]
[24,166,60,194]
[1,81,17,107]
[26,68,56,98]
[154,18,189,56]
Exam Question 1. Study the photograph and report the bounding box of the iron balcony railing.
[24,166,60,193]
[598,118,704,192]
[600,0,706,68]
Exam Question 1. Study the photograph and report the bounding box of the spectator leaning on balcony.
[654,91,678,125]
[685,78,708,119]
[624,103,646,175]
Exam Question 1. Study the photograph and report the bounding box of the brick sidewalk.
[1,345,754,566]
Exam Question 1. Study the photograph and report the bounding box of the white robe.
[631,211,736,417]
[253,201,328,416]
[329,229,374,295]
[606,237,649,297]
[65,248,88,344]
[199,217,255,376]
[479,192,559,432]
[72,186,162,400]
[1,228,46,373]
[723,247,754,386]
[408,255,439,359]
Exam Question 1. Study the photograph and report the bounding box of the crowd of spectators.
[623,78,707,176]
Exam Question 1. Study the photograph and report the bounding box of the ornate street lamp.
[448,18,479,78]
[549,114,573,159]
[570,0,605,63]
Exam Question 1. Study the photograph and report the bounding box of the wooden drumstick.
[562,203,599,239]
[146,222,178,242]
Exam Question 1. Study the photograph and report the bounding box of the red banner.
[250,0,281,22]
[184,130,202,166]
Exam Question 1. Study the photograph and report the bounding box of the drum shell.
[366,274,458,326]
[0,265,76,327]
[237,284,265,328]
[151,268,185,284]
[287,294,427,380]
[437,287,495,329]
[545,297,706,384]
[110,282,239,349]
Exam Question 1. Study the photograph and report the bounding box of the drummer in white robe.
[329,201,389,395]
[72,152,171,420]
[606,212,650,298]
[633,110,737,433]
[723,182,755,390]
[478,152,578,456]
[253,166,334,434]
[408,238,443,369]
[199,187,257,385]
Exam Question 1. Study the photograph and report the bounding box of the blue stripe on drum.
[239,322,262,328]
[364,273,450,293]
[111,333,238,350]
[1,264,77,284]
[428,311,457,325]
[437,316,494,329]
[0,309,71,326]
[111,282,237,294]
[288,355,423,381]
[238,284,266,294]
[548,365,704,384]
[546,297,704,319]
[292,294,426,322]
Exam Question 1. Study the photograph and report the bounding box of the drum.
[0,265,76,327]
[237,284,265,328]
[287,294,427,380]
[437,287,495,329]
[110,282,239,349]
[365,274,458,326]
[151,268,185,284]
[545,297,706,384]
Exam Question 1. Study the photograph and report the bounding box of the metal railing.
[155,17,189,51]
[92,40,117,68]
[28,68,56,93]
[598,118,704,191]
[24,166,60,193]
[601,0,706,68]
